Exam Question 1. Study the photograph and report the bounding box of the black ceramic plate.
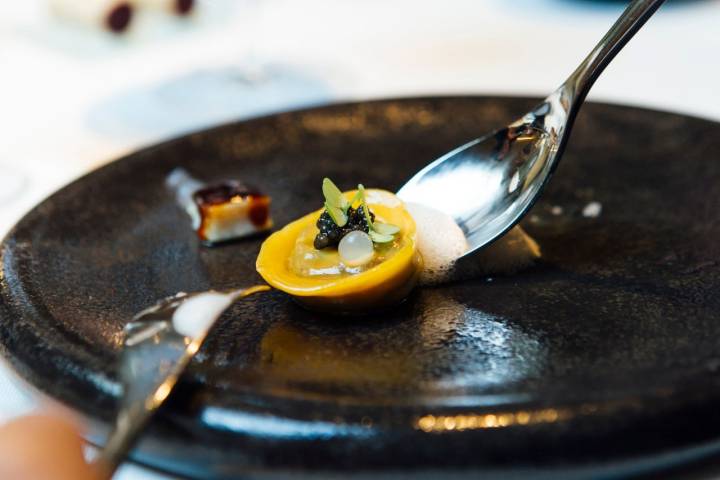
[2,97,720,479]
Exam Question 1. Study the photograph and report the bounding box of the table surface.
[1,1,720,478]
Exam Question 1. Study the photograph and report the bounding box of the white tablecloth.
[1,0,720,478]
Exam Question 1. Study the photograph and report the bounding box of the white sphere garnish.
[339,231,375,267]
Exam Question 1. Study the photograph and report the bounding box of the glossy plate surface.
[2,97,720,479]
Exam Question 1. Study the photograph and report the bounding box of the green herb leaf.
[373,222,400,235]
[369,231,395,243]
[348,189,363,208]
[324,202,348,227]
[322,178,349,211]
[356,184,399,244]
[357,184,375,228]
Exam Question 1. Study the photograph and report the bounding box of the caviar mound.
[314,206,375,249]
[256,189,421,314]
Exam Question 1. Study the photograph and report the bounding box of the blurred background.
[0,0,719,478]
[1,0,719,234]
[2,0,720,233]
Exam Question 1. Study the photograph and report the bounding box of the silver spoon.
[93,285,268,478]
[397,0,665,266]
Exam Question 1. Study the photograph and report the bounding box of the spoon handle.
[563,0,665,104]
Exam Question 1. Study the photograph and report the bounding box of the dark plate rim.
[3,95,720,478]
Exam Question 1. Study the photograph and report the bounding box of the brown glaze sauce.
[194,182,262,206]
[249,199,271,227]
[193,182,270,242]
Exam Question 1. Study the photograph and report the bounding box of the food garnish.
[314,178,399,250]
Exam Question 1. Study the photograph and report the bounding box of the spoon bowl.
[397,0,665,259]
[397,98,561,257]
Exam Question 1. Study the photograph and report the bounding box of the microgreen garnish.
[372,222,400,235]
[369,231,395,243]
[357,184,374,228]
[316,177,401,249]
[356,183,400,244]
[324,201,348,227]
[322,178,350,213]
[348,189,363,209]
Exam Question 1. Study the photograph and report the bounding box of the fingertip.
[0,413,100,480]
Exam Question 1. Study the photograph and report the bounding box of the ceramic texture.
[1,97,720,479]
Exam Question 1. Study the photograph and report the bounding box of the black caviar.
[314,206,375,249]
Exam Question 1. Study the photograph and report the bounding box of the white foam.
[172,291,235,339]
[406,202,468,285]
[406,202,541,285]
